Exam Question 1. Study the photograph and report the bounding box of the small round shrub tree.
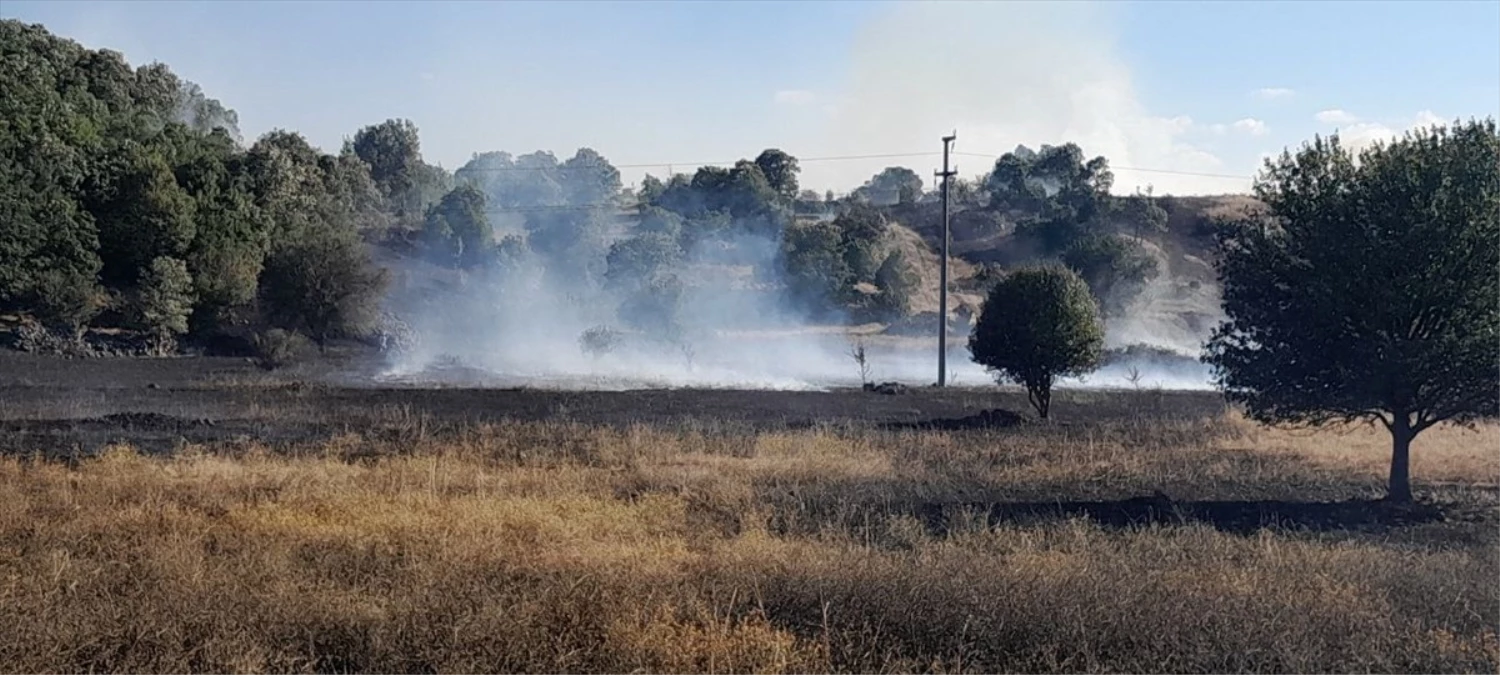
[969,264,1104,419]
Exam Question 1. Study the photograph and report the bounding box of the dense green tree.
[245,130,330,241]
[854,167,923,206]
[424,185,492,268]
[350,119,425,214]
[134,256,195,351]
[637,174,666,207]
[1123,185,1168,240]
[1204,120,1500,502]
[605,233,682,290]
[990,144,1115,252]
[559,147,621,206]
[618,273,686,343]
[0,21,399,348]
[85,145,198,288]
[258,229,388,350]
[636,205,685,240]
[780,220,851,311]
[0,181,103,327]
[969,265,1104,419]
[753,148,800,201]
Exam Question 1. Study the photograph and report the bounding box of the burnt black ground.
[0,350,1229,455]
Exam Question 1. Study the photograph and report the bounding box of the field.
[1,352,1497,673]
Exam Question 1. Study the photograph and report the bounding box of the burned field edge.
[2,352,1495,541]
[0,350,1228,454]
[2,355,1498,673]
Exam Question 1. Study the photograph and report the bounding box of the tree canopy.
[1203,119,1500,501]
[989,143,1115,252]
[854,167,924,206]
[969,265,1104,419]
[0,19,393,347]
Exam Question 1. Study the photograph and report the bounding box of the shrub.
[969,264,1104,419]
[258,229,388,350]
[250,328,308,370]
[134,256,196,353]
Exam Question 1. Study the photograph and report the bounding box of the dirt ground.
[0,350,1228,455]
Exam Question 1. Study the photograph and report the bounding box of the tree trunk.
[1387,414,1414,502]
[1027,385,1051,420]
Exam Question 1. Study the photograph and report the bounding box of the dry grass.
[1,415,1497,673]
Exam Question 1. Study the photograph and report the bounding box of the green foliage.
[1123,185,1168,239]
[1060,233,1159,317]
[85,144,198,287]
[349,119,429,217]
[636,205,685,240]
[258,229,388,349]
[1204,119,1500,501]
[424,185,492,268]
[606,233,682,290]
[778,203,896,316]
[649,160,790,244]
[753,148,800,201]
[780,220,851,312]
[29,266,105,332]
[854,167,923,206]
[578,325,623,359]
[559,147,622,206]
[990,144,1115,253]
[134,256,195,347]
[969,265,1104,419]
[0,181,103,325]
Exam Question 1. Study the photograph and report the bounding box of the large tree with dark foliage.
[1204,120,1500,502]
[854,167,923,206]
[259,228,388,350]
[753,148,800,201]
[970,264,1104,420]
[424,184,492,268]
[988,143,1114,252]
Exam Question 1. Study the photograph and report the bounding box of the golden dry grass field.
[1,406,1496,673]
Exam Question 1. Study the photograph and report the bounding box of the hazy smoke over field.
[378,1,1225,392]
[381,205,1216,392]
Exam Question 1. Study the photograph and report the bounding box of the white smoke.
[377,0,1237,393]
[805,1,1248,197]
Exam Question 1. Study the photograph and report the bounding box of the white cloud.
[772,89,817,106]
[814,2,1246,196]
[1232,118,1268,136]
[1315,109,1359,125]
[1209,123,1228,136]
[1252,87,1296,100]
[1334,111,1447,154]
[1412,109,1445,128]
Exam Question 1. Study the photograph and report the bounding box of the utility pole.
[935,132,957,387]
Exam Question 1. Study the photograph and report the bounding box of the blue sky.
[4,0,1497,195]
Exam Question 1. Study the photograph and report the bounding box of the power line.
[454,151,940,173]
[453,149,1252,181]
[950,151,1251,180]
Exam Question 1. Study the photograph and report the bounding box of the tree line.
[1,20,1174,356]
